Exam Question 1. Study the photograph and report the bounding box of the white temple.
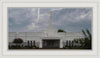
[9,11,85,48]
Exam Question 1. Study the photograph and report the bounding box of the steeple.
[49,10,53,29]
[44,10,57,35]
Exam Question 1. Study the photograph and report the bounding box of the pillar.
[39,40,42,48]
[60,39,63,48]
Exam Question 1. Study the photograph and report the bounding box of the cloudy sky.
[8,8,92,32]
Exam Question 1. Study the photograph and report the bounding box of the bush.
[58,29,66,33]
[13,38,23,44]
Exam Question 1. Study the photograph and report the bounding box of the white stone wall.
[9,32,85,42]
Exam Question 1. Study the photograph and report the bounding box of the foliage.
[13,38,23,44]
[63,29,92,49]
[81,29,92,49]
[58,29,66,33]
[74,39,78,43]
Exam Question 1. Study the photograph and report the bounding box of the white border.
[2,3,97,55]
[2,0,97,3]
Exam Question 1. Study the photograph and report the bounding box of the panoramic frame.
[8,8,92,50]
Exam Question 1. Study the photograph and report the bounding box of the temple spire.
[49,10,53,29]
[44,10,56,34]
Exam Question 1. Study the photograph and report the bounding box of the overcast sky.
[8,8,92,32]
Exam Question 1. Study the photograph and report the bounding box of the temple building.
[9,11,85,48]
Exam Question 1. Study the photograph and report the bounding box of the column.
[39,40,42,48]
[60,39,63,48]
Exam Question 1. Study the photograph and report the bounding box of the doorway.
[42,39,60,48]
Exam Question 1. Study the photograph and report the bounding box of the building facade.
[9,31,85,48]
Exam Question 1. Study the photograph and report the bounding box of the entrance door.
[42,39,60,48]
